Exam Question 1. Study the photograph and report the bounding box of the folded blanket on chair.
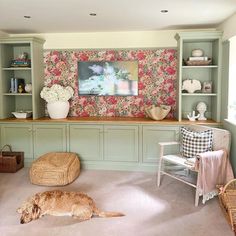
[195,149,234,204]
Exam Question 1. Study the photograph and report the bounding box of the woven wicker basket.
[30,152,80,186]
[0,144,24,173]
[184,59,212,66]
[218,179,236,232]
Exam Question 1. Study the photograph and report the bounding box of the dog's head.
[18,203,41,224]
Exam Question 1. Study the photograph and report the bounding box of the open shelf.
[182,93,217,96]
[175,31,222,122]
[0,37,45,119]
[2,67,31,71]
[182,65,218,69]
[3,93,32,96]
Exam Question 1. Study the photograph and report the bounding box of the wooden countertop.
[0,116,222,125]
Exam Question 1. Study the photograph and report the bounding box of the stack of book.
[10,59,31,67]
[10,78,25,93]
[188,56,208,61]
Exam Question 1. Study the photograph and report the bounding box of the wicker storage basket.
[184,59,212,66]
[0,144,24,173]
[218,179,236,232]
[30,152,80,186]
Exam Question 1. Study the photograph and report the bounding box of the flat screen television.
[78,61,138,96]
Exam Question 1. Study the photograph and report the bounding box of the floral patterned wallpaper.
[44,49,177,117]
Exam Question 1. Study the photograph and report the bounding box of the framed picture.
[202,81,212,93]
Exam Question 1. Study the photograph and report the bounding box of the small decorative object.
[19,52,28,60]
[40,84,74,119]
[145,105,171,121]
[12,111,32,119]
[25,83,32,93]
[187,111,200,121]
[196,102,207,120]
[191,49,204,57]
[10,52,31,67]
[202,81,212,93]
[182,79,201,93]
[18,85,24,93]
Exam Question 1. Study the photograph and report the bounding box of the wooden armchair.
[157,125,231,206]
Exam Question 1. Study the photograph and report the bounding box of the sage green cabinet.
[104,125,139,162]
[69,124,103,161]
[0,125,1,148]
[175,31,222,122]
[0,37,45,119]
[1,124,33,165]
[33,124,67,158]
[142,126,179,163]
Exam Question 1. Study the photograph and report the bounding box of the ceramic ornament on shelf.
[182,79,201,93]
[25,83,32,93]
[187,111,200,121]
[191,49,204,57]
[196,102,207,120]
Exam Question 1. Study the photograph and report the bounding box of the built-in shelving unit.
[175,31,222,122]
[0,37,45,119]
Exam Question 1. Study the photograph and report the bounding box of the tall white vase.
[47,101,70,119]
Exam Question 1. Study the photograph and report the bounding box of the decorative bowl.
[12,111,32,119]
[191,49,204,57]
[146,105,171,121]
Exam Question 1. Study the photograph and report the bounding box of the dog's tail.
[94,208,124,218]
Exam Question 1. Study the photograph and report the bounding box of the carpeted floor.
[0,168,234,236]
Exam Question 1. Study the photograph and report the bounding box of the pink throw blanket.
[195,149,234,203]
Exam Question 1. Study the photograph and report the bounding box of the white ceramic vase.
[47,101,70,119]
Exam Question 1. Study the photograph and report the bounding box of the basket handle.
[222,179,236,194]
[0,144,13,157]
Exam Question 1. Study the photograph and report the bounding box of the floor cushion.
[29,152,80,186]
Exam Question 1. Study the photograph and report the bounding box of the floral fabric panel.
[44,49,177,117]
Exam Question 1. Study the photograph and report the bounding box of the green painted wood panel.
[0,38,45,119]
[33,124,67,159]
[69,124,103,161]
[142,126,179,163]
[175,31,222,122]
[1,124,33,165]
[104,125,138,162]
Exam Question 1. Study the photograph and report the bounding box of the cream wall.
[218,12,236,40]
[10,29,216,50]
[10,31,178,49]
[219,12,236,175]
[0,31,8,37]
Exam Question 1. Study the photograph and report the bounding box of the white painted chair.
[157,124,231,206]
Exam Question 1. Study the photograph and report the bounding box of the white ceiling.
[0,0,236,34]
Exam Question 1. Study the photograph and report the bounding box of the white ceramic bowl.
[12,111,32,118]
[191,49,204,57]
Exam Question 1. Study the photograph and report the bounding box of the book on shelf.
[10,78,25,93]
[188,56,208,61]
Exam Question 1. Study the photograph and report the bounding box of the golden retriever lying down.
[17,190,124,224]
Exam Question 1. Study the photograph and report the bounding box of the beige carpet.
[0,168,234,236]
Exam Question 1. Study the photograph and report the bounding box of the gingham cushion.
[181,127,213,158]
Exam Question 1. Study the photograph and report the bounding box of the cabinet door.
[142,126,179,163]
[1,124,33,166]
[33,124,67,158]
[69,125,103,161]
[104,125,138,162]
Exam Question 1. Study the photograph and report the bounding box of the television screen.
[78,61,138,96]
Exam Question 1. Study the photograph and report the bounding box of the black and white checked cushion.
[181,127,213,158]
